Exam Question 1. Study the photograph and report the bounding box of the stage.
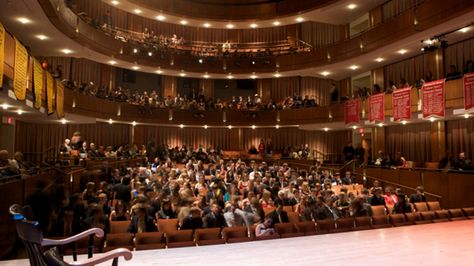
[4,220,474,266]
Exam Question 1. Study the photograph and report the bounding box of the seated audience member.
[342,171,355,185]
[0,150,20,177]
[59,139,71,153]
[156,199,176,219]
[350,197,370,217]
[223,203,248,227]
[369,187,386,206]
[203,203,226,228]
[464,60,474,74]
[267,200,289,225]
[409,186,427,203]
[84,203,109,232]
[113,176,132,205]
[316,197,340,220]
[87,143,100,159]
[335,193,350,218]
[445,64,462,80]
[109,200,130,222]
[438,151,455,170]
[248,145,258,155]
[128,203,157,234]
[454,152,472,170]
[255,217,276,237]
[181,207,204,230]
[392,193,412,214]
[49,206,81,237]
[382,187,398,207]
[11,152,31,173]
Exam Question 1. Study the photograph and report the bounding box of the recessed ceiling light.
[148,51,153,56]
[180,20,188,25]
[378,123,384,127]
[132,121,137,126]
[349,65,359,70]
[180,73,186,77]
[17,109,23,115]
[203,23,211,28]
[134,9,142,14]
[347,4,357,9]
[458,27,470,33]
[464,113,470,119]
[133,48,138,53]
[1,103,9,110]
[108,118,113,124]
[226,24,234,29]
[273,21,281,26]
[61,49,72,54]
[398,49,408,54]
[250,23,258,28]
[227,75,233,79]
[401,120,407,125]
[352,125,357,130]
[108,60,117,65]
[275,125,280,129]
[61,118,67,124]
[36,34,48,40]
[156,15,166,21]
[204,125,208,129]
[203,74,210,79]
[111,0,119,5]
[375,57,384,62]
[156,70,163,74]
[251,125,256,130]
[296,17,304,22]
[132,66,140,70]
[17,17,31,24]
[429,117,436,122]
[320,71,331,76]
[274,73,281,78]
[250,75,257,79]
[198,58,203,64]
[180,124,184,128]
[228,125,232,129]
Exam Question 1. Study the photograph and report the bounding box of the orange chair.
[316,219,336,234]
[287,211,300,224]
[389,214,411,227]
[295,221,317,236]
[414,202,429,212]
[404,212,420,224]
[166,230,195,248]
[354,216,372,230]
[462,207,474,219]
[222,227,252,243]
[371,216,391,229]
[448,209,467,221]
[104,233,134,252]
[416,211,435,224]
[370,206,386,217]
[283,206,294,213]
[195,228,225,246]
[157,218,178,234]
[274,223,304,238]
[110,221,131,234]
[433,210,450,223]
[135,232,166,250]
[427,201,441,211]
[334,217,355,233]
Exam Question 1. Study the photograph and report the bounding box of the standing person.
[258,139,266,156]
[343,142,355,162]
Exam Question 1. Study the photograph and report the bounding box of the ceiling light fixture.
[132,121,137,126]
[273,21,281,26]
[349,65,359,70]
[296,17,304,22]
[17,109,23,115]
[251,125,256,130]
[398,49,408,54]
[180,124,184,128]
[458,27,470,33]
[203,23,211,28]
[17,17,31,24]
[132,66,140,70]
[148,51,153,56]
[180,73,186,77]
[111,1,119,5]
[133,48,138,53]
[226,24,234,29]
[156,15,166,21]
[61,49,72,54]
[401,120,407,125]
[275,125,280,129]
[375,57,384,62]
[133,9,142,14]
[108,60,117,65]
[274,73,281,78]
[2,103,8,110]
[36,34,48,40]
[204,125,208,129]
[228,125,232,129]
[203,74,210,79]
[429,117,435,122]
[347,4,357,9]
[250,23,258,28]
[464,113,470,119]
[250,75,257,79]
[61,118,67,124]
[180,20,188,25]
[156,70,163,74]
[324,127,329,132]
[227,75,233,79]
[108,118,113,124]
[352,125,357,130]
[320,71,331,76]
[378,123,384,127]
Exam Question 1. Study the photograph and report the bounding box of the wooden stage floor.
[4,220,474,266]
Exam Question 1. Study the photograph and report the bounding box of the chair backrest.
[274,223,296,234]
[157,218,178,234]
[282,206,294,213]
[287,211,300,224]
[110,221,131,234]
[10,204,48,266]
[371,206,386,216]
[414,202,428,212]
[195,228,222,240]
[427,201,441,211]
[222,226,248,239]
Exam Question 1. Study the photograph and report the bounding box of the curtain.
[383,53,428,88]
[270,77,300,101]
[300,77,334,106]
[443,37,474,74]
[446,119,474,160]
[382,0,425,21]
[300,21,341,48]
[385,123,432,162]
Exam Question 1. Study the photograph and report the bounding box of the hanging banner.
[392,87,411,121]
[46,72,54,114]
[56,81,64,118]
[344,99,360,124]
[33,59,43,109]
[0,22,5,87]
[464,73,474,111]
[368,93,385,122]
[13,38,28,100]
[422,79,445,118]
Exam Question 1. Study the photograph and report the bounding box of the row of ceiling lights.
[109,0,358,28]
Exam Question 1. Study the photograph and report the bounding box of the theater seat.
[166,230,195,248]
[287,211,300,224]
[222,227,251,243]
[194,228,225,246]
[135,232,166,250]
[354,217,372,230]
[250,225,279,240]
[416,211,435,224]
[157,218,178,234]
[433,210,450,223]
[414,202,429,212]
[448,209,467,221]
[104,233,134,252]
[110,221,131,234]
[334,217,355,233]
[371,216,391,229]
[283,206,294,213]
[427,201,441,211]
[462,207,474,219]
[371,206,386,217]
[274,223,304,238]
[295,221,317,236]
[389,214,412,226]
[316,219,336,234]
[404,212,420,224]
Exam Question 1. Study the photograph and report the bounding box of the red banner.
[369,93,385,122]
[392,87,411,121]
[464,73,474,111]
[344,99,360,125]
[422,79,445,118]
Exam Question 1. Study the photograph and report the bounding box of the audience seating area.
[60,203,474,253]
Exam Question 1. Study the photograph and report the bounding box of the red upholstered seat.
[295,221,317,236]
[166,230,195,248]
[354,217,372,230]
[222,227,252,243]
[372,215,391,229]
[448,209,467,221]
[274,223,304,238]
[135,232,166,250]
[195,228,225,246]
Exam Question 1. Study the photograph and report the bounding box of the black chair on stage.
[9,204,133,266]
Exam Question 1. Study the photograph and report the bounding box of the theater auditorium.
[1,0,474,265]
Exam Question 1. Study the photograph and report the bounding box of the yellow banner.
[56,81,64,118]
[14,38,28,100]
[0,22,5,87]
[46,72,54,114]
[33,59,43,109]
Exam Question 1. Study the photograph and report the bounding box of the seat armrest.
[68,248,132,266]
[42,228,105,246]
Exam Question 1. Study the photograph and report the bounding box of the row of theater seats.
[67,202,474,253]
